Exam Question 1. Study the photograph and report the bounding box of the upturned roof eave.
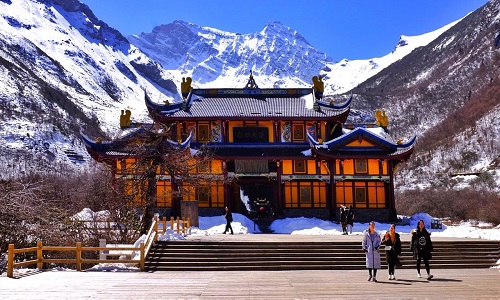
[310,145,415,161]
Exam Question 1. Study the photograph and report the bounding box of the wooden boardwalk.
[2,235,499,299]
[1,268,499,299]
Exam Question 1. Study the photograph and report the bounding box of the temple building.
[82,74,415,222]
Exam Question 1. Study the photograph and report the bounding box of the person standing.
[346,205,355,234]
[340,206,348,235]
[362,221,381,282]
[381,224,402,280]
[223,206,234,234]
[410,220,433,279]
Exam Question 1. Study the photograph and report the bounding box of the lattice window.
[292,123,305,141]
[198,123,210,142]
[294,160,306,173]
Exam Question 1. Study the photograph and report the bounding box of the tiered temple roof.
[146,88,352,122]
[307,127,416,160]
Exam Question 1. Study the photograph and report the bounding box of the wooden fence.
[7,216,190,278]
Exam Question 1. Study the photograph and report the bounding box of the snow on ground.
[190,212,500,240]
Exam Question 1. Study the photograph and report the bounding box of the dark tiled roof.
[146,88,351,120]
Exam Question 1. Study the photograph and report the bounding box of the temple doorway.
[232,180,276,217]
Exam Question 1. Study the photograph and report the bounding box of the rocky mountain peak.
[261,21,310,45]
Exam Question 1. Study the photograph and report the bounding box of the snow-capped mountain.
[128,20,334,89]
[128,19,456,95]
[322,19,462,94]
[0,0,180,175]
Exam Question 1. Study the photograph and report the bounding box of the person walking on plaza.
[410,219,433,280]
[381,224,402,280]
[340,205,348,235]
[223,206,234,234]
[346,205,355,234]
[362,221,381,282]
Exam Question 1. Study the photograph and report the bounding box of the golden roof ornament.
[312,75,324,100]
[181,77,193,99]
[375,109,389,133]
[119,109,132,128]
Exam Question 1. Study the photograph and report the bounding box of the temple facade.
[82,75,415,222]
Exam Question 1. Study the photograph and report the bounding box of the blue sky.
[80,0,488,61]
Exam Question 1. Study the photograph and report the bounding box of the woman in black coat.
[410,220,433,279]
[381,224,402,280]
[223,206,234,234]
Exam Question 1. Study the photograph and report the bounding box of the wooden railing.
[6,216,190,278]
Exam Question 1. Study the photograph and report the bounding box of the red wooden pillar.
[276,160,283,215]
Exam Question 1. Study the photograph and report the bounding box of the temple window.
[294,160,306,173]
[194,182,225,208]
[335,181,386,209]
[300,186,312,204]
[198,123,210,142]
[197,185,210,203]
[355,186,367,205]
[292,123,305,141]
[355,159,368,174]
[198,160,210,173]
[156,181,172,208]
[284,181,327,208]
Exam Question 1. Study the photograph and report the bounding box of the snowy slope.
[322,19,461,94]
[0,0,180,174]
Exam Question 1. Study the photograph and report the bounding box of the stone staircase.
[145,240,499,271]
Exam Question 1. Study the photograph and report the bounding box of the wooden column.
[388,160,396,220]
[329,160,336,219]
[222,120,227,142]
[276,160,283,215]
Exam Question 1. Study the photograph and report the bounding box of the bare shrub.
[396,187,500,224]
[0,166,142,253]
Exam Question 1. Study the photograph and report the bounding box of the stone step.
[145,262,497,271]
[145,240,499,271]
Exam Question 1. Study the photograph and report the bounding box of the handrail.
[6,216,190,278]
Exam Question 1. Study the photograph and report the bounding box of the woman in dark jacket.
[346,205,354,234]
[410,220,433,279]
[223,206,234,234]
[381,224,402,280]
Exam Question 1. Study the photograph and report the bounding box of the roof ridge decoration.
[244,70,259,89]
